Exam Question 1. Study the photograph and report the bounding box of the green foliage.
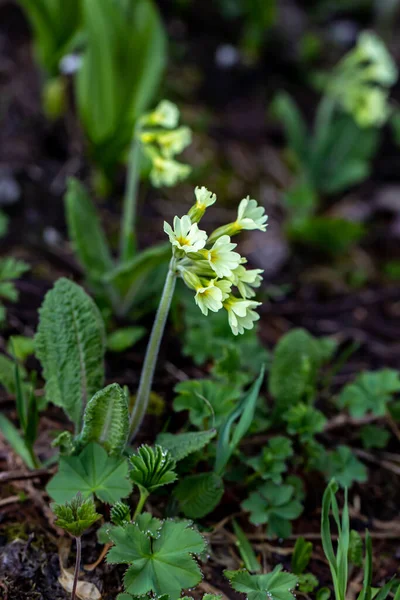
[232,519,261,573]
[7,336,35,362]
[321,481,350,600]
[173,472,224,518]
[0,359,39,469]
[225,565,298,600]
[215,368,265,475]
[180,293,268,377]
[76,0,166,177]
[298,573,318,593]
[111,501,131,526]
[174,379,240,429]
[338,369,400,418]
[52,492,100,537]
[269,329,332,412]
[47,442,132,503]
[107,327,146,353]
[283,403,327,442]
[359,425,390,450]
[349,530,363,568]
[246,436,293,484]
[107,518,206,598]
[129,445,177,493]
[156,429,216,462]
[288,217,365,256]
[0,257,29,325]
[35,278,106,431]
[291,537,313,574]
[64,178,114,285]
[19,0,81,76]
[324,446,367,488]
[242,479,303,538]
[77,383,129,456]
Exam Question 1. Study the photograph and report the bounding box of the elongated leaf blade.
[0,414,35,469]
[35,278,106,430]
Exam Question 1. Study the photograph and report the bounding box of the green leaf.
[52,492,101,537]
[225,565,298,600]
[173,472,224,518]
[349,530,363,567]
[110,502,131,526]
[0,414,35,469]
[0,353,26,395]
[359,425,390,450]
[271,92,308,161]
[77,383,129,456]
[269,329,323,412]
[19,0,82,76]
[174,378,240,430]
[298,573,318,593]
[215,367,265,475]
[64,178,114,282]
[156,429,216,462]
[283,403,327,442]
[232,519,261,573]
[291,537,313,574]
[47,442,132,503]
[107,327,146,353]
[325,446,367,488]
[338,369,400,418]
[129,445,176,493]
[7,336,35,362]
[241,480,303,539]
[35,278,106,431]
[288,217,365,256]
[76,0,166,175]
[107,519,206,598]
[246,436,293,484]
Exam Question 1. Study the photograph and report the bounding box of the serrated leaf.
[156,429,216,462]
[349,530,363,567]
[35,278,106,431]
[298,573,318,593]
[52,493,101,537]
[325,446,368,488]
[269,329,323,411]
[107,519,206,598]
[77,383,129,456]
[291,537,312,574]
[47,442,132,503]
[225,565,298,600]
[173,472,224,518]
[359,425,390,450]
[129,445,176,493]
[338,369,400,418]
[64,178,114,281]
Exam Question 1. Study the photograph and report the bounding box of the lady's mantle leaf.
[107,519,206,599]
[47,442,132,503]
[225,566,298,600]
[129,445,176,493]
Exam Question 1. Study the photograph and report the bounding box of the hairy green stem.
[133,488,150,519]
[71,536,82,600]
[129,258,177,441]
[119,125,141,261]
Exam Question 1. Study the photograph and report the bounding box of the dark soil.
[1,1,400,598]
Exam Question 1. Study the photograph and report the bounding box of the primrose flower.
[150,127,192,158]
[164,215,207,254]
[194,280,224,316]
[202,235,241,278]
[188,186,217,223]
[236,197,268,232]
[142,99,179,128]
[149,153,191,188]
[343,86,389,128]
[224,297,261,336]
[356,32,397,86]
[230,265,264,299]
[214,278,232,300]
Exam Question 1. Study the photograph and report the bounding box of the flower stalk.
[119,123,142,261]
[129,257,177,441]
[71,536,82,600]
